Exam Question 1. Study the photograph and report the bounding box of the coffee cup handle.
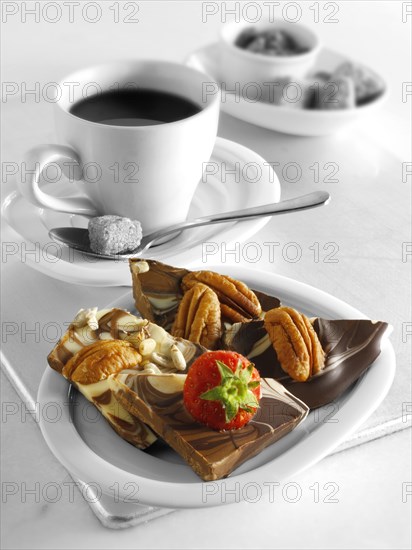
[19,144,99,216]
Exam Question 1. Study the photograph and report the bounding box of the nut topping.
[170,344,186,371]
[72,307,99,331]
[264,306,325,382]
[171,282,221,349]
[138,337,156,356]
[62,340,142,385]
[182,271,261,323]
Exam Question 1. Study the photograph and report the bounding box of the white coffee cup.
[20,60,220,234]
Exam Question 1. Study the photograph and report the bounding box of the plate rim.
[37,265,395,508]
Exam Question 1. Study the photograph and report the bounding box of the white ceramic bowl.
[187,44,388,136]
[219,20,321,90]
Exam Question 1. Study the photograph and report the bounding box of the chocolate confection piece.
[129,260,389,409]
[129,259,280,331]
[223,318,389,409]
[315,76,356,110]
[332,62,386,106]
[47,307,205,449]
[130,259,190,329]
[235,28,309,56]
[110,372,309,481]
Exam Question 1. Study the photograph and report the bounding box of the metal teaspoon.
[48,190,330,260]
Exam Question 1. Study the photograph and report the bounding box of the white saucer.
[37,266,395,508]
[186,44,388,136]
[1,137,280,286]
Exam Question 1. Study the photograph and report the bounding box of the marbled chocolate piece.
[223,318,389,409]
[47,307,206,449]
[129,259,280,331]
[110,372,309,481]
[130,259,190,330]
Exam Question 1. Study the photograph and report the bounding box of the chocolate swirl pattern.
[130,260,190,330]
[110,372,308,481]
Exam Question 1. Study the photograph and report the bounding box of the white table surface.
[1,2,411,548]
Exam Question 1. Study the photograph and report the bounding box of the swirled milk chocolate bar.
[110,372,309,481]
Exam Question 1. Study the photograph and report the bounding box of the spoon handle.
[141,191,330,251]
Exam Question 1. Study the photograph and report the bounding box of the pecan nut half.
[264,306,325,382]
[63,340,142,385]
[182,271,261,323]
[171,282,221,349]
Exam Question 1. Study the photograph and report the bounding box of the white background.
[1,1,411,548]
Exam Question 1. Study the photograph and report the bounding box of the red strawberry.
[183,350,261,431]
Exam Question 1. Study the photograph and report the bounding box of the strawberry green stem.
[200,360,260,423]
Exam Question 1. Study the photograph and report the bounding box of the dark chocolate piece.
[253,289,281,312]
[111,373,308,481]
[223,318,389,409]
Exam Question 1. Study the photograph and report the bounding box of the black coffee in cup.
[69,89,201,126]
